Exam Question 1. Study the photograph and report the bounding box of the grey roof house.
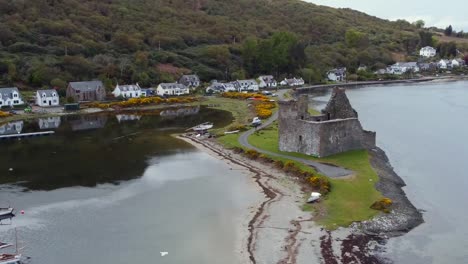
[0,87,24,107]
[179,75,200,88]
[66,81,106,102]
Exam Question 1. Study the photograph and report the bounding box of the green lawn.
[248,123,382,229]
[197,96,255,134]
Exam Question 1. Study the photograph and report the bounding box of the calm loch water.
[0,107,262,264]
[314,81,468,263]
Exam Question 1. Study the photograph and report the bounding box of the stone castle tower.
[278,88,375,157]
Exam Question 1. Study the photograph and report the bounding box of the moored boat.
[0,254,21,264]
[191,122,214,132]
[0,208,13,217]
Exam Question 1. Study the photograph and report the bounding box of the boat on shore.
[0,230,22,264]
[251,117,262,127]
[0,208,13,217]
[188,122,214,132]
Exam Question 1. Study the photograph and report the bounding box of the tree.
[345,29,368,48]
[445,25,453,36]
[413,20,425,29]
[419,31,434,47]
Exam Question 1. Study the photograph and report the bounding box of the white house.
[451,59,461,68]
[38,117,61,129]
[280,77,305,86]
[36,89,59,107]
[112,84,142,98]
[388,62,420,75]
[257,75,277,88]
[327,68,347,82]
[438,59,450,69]
[0,87,24,107]
[420,46,437,58]
[233,80,259,92]
[156,83,190,96]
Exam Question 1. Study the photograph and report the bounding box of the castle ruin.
[278,88,376,157]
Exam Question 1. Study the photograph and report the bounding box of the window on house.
[13,94,17,97]
[0,101,2,105]
[299,135,302,142]
[13,100,18,104]
[43,100,46,104]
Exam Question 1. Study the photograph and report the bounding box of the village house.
[112,84,142,98]
[388,62,419,75]
[438,59,451,69]
[327,68,347,82]
[280,77,305,86]
[38,117,61,130]
[224,82,237,92]
[257,75,277,88]
[178,74,200,88]
[156,83,190,96]
[451,59,461,68]
[66,81,106,102]
[420,46,437,58]
[206,82,227,94]
[233,80,259,92]
[417,62,437,72]
[0,87,24,107]
[36,89,59,107]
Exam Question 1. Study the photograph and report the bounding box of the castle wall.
[278,88,376,158]
[315,118,370,157]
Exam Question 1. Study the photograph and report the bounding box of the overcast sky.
[305,0,468,31]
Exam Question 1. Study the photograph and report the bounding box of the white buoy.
[9,168,13,171]
[160,252,168,257]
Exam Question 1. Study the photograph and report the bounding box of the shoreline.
[179,134,421,263]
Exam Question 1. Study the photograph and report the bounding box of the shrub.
[258,154,274,163]
[308,176,331,194]
[221,92,268,100]
[370,198,393,213]
[232,147,244,154]
[274,160,284,169]
[245,149,260,159]
[227,124,247,132]
[0,111,11,118]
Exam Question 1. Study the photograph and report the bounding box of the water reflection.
[38,117,61,130]
[0,107,233,191]
[0,121,23,135]
[160,106,200,118]
[116,114,141,123]
[69,115,108,131]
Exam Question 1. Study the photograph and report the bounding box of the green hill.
[0,0,431,91]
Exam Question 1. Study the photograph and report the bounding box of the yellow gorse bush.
[221,92,269,100]
[87,96,198,109]
[0,111,11,118]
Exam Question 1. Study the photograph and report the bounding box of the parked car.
[262,91,272,95]
[271,93,278,97]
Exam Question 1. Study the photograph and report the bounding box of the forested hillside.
[0,0,448,91]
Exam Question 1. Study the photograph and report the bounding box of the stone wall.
[278,88,376,157]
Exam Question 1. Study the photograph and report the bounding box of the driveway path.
[238,90,352,178]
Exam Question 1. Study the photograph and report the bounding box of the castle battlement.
[278,88,375,157]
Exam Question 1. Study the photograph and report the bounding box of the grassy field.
[197,96,255,134]
[248,123,382,228]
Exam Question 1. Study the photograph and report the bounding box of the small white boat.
[0,254,21,264]
[0,208,13,217]
[0,229,22,264]
[190,122,214,132]
[224,130,240,135]
[307,192,321,203]
[0,243,12,250]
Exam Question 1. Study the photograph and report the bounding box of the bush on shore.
[0,111,11,118]
[370,198,393,213]
[87,96,198,109]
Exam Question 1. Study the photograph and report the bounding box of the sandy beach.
[178,135,403,264]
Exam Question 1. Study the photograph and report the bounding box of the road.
[238,89,352,178]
